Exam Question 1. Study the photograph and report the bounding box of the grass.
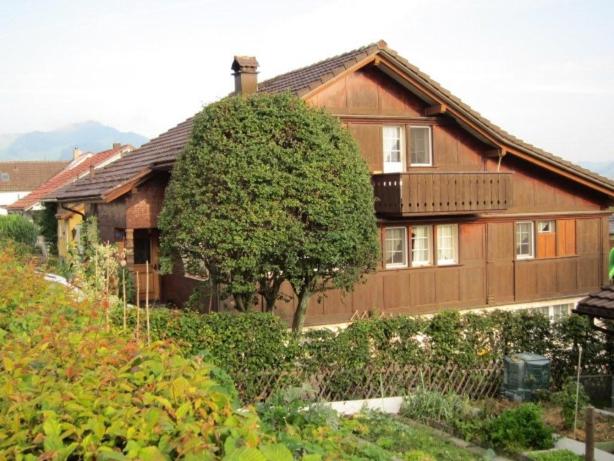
[527,449,582,461]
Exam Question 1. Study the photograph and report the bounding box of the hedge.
[114,306,612,399]
[0,214,38,247]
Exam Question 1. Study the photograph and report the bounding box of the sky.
[0,0,613,162]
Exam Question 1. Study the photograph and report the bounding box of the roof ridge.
[258,41,380,89]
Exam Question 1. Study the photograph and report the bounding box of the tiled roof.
[0,161,68,192]
[7,145,134,210]
[56,41,614,202]
[575,285,614,320]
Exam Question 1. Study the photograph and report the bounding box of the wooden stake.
[104,265,110,332]
[585,406,594,461]
[146,261,151,345]
[135,271,140,341]
[122,268,127,331]
[574,345,584,438]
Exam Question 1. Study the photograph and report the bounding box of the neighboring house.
[7,144,134,256]
[609,213,614,248]
[56,41,614,326]
[0,161,68,215]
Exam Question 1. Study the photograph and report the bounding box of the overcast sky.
[1,0,613,162]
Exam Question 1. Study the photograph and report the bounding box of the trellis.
[233,361,504,404]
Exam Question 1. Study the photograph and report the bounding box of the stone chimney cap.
[231,56,259,74]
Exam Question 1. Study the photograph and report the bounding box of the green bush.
[0,214,38,247]
[552,380,590,429]
[0,248,280,459]
[484,404,554,453]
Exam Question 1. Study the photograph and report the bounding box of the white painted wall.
[0,191,30,215]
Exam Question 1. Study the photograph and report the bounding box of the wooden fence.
[234,361,504,404]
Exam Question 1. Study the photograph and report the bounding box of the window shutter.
[556,219,576,256]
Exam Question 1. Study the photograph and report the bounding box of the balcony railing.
[372,171,512,215]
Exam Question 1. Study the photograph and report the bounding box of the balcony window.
[436,224,458,265]
[384,226,407,268]
[411,225,432,267]
[383,126,403,173]
[515,221,534,259]
[410,126,432,166]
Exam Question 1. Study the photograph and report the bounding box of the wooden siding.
[372,172,512,215]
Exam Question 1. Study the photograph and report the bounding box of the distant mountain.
[0,121,148,161]
[580,161,614,180]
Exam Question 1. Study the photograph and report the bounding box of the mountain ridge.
[0,121,148,161]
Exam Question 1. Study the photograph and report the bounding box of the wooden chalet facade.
[56,41,614,326]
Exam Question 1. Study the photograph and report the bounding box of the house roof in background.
[574,285,614,320]
[56,41,614,202]
[8,144,134,210]
[0,161,68,193]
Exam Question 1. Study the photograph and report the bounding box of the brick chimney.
[112,142,122,149]
[73,147,83,160]
[231,56,259,96]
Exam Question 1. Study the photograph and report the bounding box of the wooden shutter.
[556,219,576,256]
[537,231,555,258]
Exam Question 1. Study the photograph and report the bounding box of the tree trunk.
[260,276,283,312]
[292,287,311,333]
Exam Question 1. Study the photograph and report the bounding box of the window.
[383,126,403,173]
[134,230,151,264]
[534,303,571,322]
[411,225,432,267]
[384,227,407,268]
[410,126,432,166]
[537,221,554,233]
[0,172,9,182]
[537,220,556,258]
[515,221,534,259]
[436,224,458,265]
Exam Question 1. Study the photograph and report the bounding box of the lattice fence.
[234,361,504,404]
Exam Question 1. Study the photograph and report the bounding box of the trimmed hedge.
[114,307,612,397]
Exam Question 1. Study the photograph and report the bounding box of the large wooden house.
[56,41,614,326]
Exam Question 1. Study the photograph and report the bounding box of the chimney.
[112,142,122,149]
[73,147,83,160]
[231,56,259,96]
[89,164,95,179]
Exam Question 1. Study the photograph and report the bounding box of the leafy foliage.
[0,214,38,247]
[528,449,582,461]
[0,247,282,460]
[159,93,379,329]
[32,202,58,254]
[551,380,589,429]
[483,404,554,453]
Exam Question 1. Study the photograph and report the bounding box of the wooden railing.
[372,171,512,215]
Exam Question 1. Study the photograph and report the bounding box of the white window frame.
[409,126,433,167]
[411,225,433,267]
[383,125,405,173]
[537,220,555,233]
[384,226,408,269]
[436,224,458,265]
[515,221,535,260]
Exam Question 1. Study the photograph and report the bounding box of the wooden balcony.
[372,171,512,216]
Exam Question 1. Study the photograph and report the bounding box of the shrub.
[0,214,38,247]
[484,403,554,453]
[552,379,590,429]
[0,248,280,459]
[528,449,582,461]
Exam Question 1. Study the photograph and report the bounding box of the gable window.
[383,126,403,173]
[515,221,534,259]
[410,126,432,166]
[436,224,458,265]
[384,227,407,268]
[411,225,432,267]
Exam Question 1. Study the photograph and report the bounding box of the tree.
[159,93,379,330]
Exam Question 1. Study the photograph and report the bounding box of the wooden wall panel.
[435,267,460,304]
[577,256,600,291]
[557,219,576,256]
[409,270,436,307]
[576,218,599,255]
[346,70,379,113]
[348,123,383,172]
[460,223,484,262]
[487,263,514,302]
[556,258,578,294]
[460,266,485,303]
[351,275,383,312]
[514,262,538,301]
[383,271,410,310]
[535,260,557,296]
[487,222,514,260]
